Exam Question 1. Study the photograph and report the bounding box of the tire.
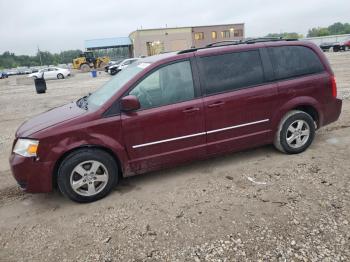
[57,148,119,203]
[57,73,64,79]
[110,68,117,75]
[274,110,315,154]
[80,64,91,72]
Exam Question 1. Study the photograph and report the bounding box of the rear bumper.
[322,98,342,127]
[9,153,53,193]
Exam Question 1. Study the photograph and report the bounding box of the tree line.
[0,49,83,69]
[307,22,350,37]
[266,22,350,39]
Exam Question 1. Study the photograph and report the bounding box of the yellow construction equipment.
[72,51,110,72]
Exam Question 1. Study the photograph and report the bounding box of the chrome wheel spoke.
[296,121,303,130]
[87,182,97,195]
[74,165,86,176]
[301,129,310,137]
[288,126,296,133]
[95,174,108,182]
[287,134,296,143]
[72,178,86,190]
[89,161,101,173]
[295,136,303,147]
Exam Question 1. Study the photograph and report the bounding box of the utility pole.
[37,45,43,66]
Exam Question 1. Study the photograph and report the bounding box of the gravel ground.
[0,53,349,261]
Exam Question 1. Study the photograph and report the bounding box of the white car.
[28,67,70,80]
[108,58,140,75]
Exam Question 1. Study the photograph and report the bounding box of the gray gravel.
[0,53,350,261]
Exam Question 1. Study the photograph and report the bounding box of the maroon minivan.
[10,39,342,202]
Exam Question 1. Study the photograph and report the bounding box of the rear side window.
[268,46,324,80]
[199,50,264,95]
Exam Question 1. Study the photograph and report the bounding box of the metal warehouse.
[85,23,245,59]
[129,23,245,57]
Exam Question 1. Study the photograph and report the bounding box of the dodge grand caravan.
[9,39,342,202]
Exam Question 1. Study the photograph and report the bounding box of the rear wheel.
[57,149,119,203]
[110,68,118,75]
[80,64,91,72]
[274,110,315,154]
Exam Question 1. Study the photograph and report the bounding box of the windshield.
[87,63,147,110]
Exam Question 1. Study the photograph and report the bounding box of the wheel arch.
[271,97,324,132]
[52,145,123,189]
[292,105,320,128]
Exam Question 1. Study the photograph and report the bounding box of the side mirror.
[121,95,140,112]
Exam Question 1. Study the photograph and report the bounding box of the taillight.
[330,75,337,98]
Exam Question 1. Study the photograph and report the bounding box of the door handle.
[182,107,200,113]
[208,101,225,108]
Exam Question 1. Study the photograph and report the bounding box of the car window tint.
[268,46,324,80]
[129,61,195,110]
[199,50,264,95]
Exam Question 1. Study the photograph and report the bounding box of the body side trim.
[132,119,269,149]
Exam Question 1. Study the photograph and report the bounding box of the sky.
[1,0,349,55]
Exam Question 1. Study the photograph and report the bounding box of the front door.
[44,68,56,79]
[121,60,206,173]
[197,49,278,155]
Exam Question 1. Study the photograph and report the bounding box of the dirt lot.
[0,53,349,261]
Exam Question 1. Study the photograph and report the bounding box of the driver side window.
[129,60,195,110]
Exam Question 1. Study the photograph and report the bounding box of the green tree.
[265,32,303,39]
[307,22,350,37]
[0,49,83,69]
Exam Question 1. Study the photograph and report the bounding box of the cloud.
[1,0,349,55]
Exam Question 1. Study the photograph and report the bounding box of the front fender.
[47,133,129,173]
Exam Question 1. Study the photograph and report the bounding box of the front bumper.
[9,153,53,193]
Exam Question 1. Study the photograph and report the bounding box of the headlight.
[13,139,39,157]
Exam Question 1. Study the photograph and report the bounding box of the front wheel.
[274,110,315,154]
[57,149,119,203]
[110,69,118,75]
[57,73,64,79]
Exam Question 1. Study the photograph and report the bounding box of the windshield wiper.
[76,93,91,110]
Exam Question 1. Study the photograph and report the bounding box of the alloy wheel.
[286,120,310,149]
[70,160,109,196]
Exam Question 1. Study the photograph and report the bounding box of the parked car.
[28,67,70,80]
[320,41,350,52]
[9,39,342,203]
[0,71,8,79]
[6,69,19,76]
[341,39,350,51]
[104,60,123,72]
[30,67,39,73]
[108,58,139,75]
[24,68,32,74]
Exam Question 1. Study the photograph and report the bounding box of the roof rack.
[178,37,298,54]
[244,37,298,44]
[206,40,242,47]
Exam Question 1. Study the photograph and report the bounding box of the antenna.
[37,45,43,66]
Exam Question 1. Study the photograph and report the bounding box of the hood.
[16,102,86,138]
